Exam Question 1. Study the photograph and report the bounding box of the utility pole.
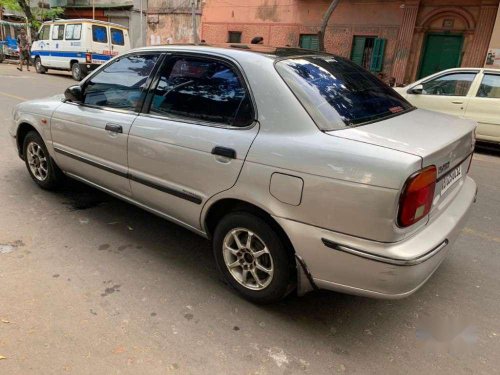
[139,0,143,47]
[92,0,95,20]
[191,0,197,44]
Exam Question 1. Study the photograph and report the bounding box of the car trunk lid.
[328,108,476,207]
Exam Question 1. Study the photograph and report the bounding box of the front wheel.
[34,56,46,74]
[71,62,83,81]
[213,212,295,304]
[23,131,64,190]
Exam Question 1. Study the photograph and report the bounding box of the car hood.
[328,109,476,177]
[16,94,65,112]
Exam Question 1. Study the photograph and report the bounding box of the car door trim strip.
[54,147,202,204]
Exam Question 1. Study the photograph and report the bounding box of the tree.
[318,0,341,52]
[0,0,63,31]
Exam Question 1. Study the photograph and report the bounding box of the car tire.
[34,57,46,74]
[213,212,295,304]
[71,62,83,81]
[23,131,64,190]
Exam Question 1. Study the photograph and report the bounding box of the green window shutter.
[300,35,319,51]
[370,38,386,72]
[351,36,366,66]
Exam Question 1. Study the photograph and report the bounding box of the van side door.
[127,54,258,231]
[50,23,66,68]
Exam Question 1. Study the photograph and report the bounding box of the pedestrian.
[251,36,264,45]
[17,28,30,72]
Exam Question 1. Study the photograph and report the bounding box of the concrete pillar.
[468,1,499,67]
[391,0,420,85]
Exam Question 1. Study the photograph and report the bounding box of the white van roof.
[41,19,128,30]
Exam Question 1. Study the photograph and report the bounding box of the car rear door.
[405,71,478,116]
[90,23,111,64]
[51,53,161,196]
[109,27,129,58]
[128,54,258,231]
[464,71,500,143]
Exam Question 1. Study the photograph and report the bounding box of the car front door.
[128,54,258,231]
[464,71,500,143]
[50,53,161,196]
[405,71,478,116]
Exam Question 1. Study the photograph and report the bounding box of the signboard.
[485,49,500,67]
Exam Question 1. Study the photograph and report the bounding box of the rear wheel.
[71,62,83,81]
[34,57,46,74]
[213,212,295,304]
[23,131,63,190]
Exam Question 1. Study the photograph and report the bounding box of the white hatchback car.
[395,68,500,145]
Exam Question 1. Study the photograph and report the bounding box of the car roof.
[41,18,128,29]
[132,43,327,61]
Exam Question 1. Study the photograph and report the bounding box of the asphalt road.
[0,64,499,375]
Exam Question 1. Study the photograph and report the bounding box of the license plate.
[441,165,462,195]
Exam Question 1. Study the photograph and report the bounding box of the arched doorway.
[416,8,475,79]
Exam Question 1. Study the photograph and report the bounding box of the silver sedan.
[9,45,477,304]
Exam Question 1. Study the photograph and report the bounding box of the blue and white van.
[31,19,130,80]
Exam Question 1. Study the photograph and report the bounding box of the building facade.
[49,0,147,48]
[201,0,500,84]
[146,0,201,45]
[486,3,500,66]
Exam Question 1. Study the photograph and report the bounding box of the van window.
[39,25,50,41]
[111,28,124,46]
[65,24,82,40]
[92,25,108,43]
[52,24,65,40]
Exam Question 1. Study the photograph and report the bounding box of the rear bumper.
[276,176,477,298]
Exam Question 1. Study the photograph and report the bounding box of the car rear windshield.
[275,56,414,130]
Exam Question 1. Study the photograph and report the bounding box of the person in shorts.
[17,28,30,72]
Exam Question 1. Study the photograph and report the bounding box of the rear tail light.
[398,166,437,227]
[85,53,92,63]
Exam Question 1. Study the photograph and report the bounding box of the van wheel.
[71,62,83,81]
[213,212,295,304]
[23,131,64,190]
[35,57,46,74]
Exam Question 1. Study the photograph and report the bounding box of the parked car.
[31,19,130,81]
[10,45,477,303]
[395,68,500,145]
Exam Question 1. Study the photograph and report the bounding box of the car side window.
[421,73,476,96]
[83,54,159,111]
[65,24,82,40]
[52,25,65,40]
[476,74,500,99]
[92,25,108,44]
[39,25,50,41]
[149,56,254,127]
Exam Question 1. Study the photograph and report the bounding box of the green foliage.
[31,6,64,29]
[0,0,22,12]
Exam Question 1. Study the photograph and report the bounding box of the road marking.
[462,227,500,243]
[0,91,27,101]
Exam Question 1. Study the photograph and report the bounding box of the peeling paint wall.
[147,0,201,45]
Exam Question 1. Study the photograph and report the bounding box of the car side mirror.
[409,84,423,95]
[64,85,84,103]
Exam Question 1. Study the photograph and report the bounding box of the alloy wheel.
[222,228,274,290]
[26,141,49,181]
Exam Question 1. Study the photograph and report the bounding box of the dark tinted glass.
[150,57,253,126]
[92,25,108,43]
[276,56,413,129]
[84,54,159,110]
[111,28,124,46]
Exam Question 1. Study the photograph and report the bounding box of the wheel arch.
[16,122,40,159]
[203,198,296,257]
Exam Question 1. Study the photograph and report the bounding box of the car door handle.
[105,123,123,133]
[452,101,464,104]
[212,146,236,159]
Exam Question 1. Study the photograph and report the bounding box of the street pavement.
[0,63,499,375]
